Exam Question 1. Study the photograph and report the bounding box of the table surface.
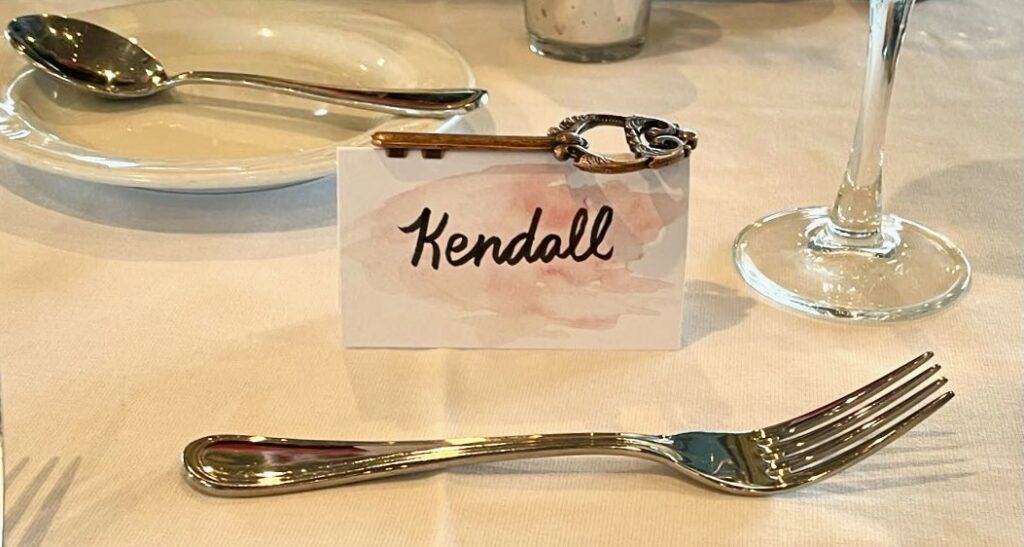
[1,0,1022,545]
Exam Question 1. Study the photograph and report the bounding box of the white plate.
[0,0,475,191]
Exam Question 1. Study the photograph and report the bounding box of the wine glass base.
[733,207,971,322]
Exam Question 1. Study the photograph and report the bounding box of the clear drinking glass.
[524,0,652,62]
[732,0,970,321]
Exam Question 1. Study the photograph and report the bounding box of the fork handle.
[168,71,487,118]
[182,433,673,497]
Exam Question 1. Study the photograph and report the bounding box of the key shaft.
[372,132,556,158]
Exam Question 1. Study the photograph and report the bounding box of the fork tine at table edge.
[763,351,934,438]
[778,376,948,466]
[773,364,942,451]
[780,391,955,487]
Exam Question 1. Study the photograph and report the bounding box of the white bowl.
[0,0,475,191]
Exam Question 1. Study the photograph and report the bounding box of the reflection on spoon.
[4,14,487,118]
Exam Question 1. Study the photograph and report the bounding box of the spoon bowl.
[6,14,168,98]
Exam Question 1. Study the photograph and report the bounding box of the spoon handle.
[169,71,486,118]
[182,433,671,497]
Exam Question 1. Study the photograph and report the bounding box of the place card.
[337,149,689,349]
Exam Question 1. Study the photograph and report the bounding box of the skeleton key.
[371,113,697,174]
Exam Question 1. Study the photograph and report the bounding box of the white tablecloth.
[2,0,1022,545]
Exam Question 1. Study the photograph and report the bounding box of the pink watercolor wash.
[342,163,687,346]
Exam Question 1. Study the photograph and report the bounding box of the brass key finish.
[371,113,698,174]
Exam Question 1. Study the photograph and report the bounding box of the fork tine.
[773,364,942,451]
[763,351,934,438]
[780,391,954,487]
[779,377,947,468]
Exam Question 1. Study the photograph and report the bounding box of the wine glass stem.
[824,0,915,248]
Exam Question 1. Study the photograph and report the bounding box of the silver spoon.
[4,14,487,118]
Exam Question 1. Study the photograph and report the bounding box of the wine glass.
[732,0,970,321]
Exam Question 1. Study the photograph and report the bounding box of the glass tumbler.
[524,0,652,62]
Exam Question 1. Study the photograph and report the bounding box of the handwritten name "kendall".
[398,206,615,269]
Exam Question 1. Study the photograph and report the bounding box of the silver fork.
[182,352,953,496]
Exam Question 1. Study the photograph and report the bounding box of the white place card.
[337,148,689,349]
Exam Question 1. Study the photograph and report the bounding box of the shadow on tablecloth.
[0,166,338,260]
[681,280,756,348]
[892,158,1024,279]
[4,456,82,547]
[642,7,723,60]
[1,166,337,234]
